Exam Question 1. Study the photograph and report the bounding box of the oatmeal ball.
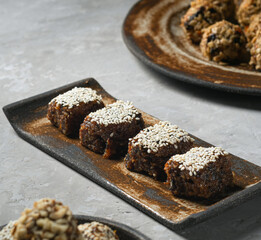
[250,30,261,69]
[12,198,82,240]
[237,0,261,26]
[212,0,236,20]
[78,222,119,240]
[181,0,224,43]
[245,13,261,44]
[200,20,248,63]
[234,0,243,11]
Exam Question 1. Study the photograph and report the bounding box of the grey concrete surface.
[0,0,261,239]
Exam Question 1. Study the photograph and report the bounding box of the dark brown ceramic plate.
[122,0,261,95]
[3,78,261,231]
[0,215,149,240]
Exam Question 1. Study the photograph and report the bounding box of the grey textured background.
[0,0,261,239]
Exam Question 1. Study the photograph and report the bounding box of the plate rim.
[122,0,261,96]
[2,78,261,231]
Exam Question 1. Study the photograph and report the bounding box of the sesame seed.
[170,147,228,176]
[88,100,140,126]
[49,87,102,109]
[130,121,194,152]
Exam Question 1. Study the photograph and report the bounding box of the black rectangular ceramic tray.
[3,78,261,231]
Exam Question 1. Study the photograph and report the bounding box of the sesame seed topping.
[0,221,15,240]
[49,87,102,109]
[170,147,228,176]
[88,100,140,126]
[130,121,194,152]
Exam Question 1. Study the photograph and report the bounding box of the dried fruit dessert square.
[47,87,105,136]
[124,121,194,180]
[164,146,233,199]
[80,100,144,159]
